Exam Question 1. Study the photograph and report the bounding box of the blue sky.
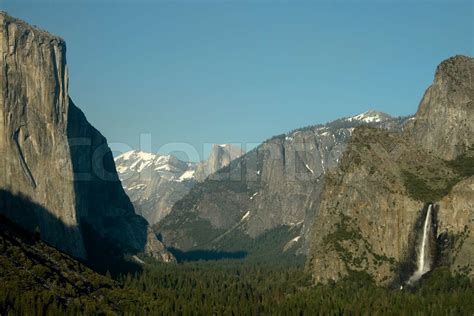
[2,1,473,161]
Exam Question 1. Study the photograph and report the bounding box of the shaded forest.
[1,213,473,315]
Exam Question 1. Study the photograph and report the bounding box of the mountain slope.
[156,111,411,259]
[0,12,174,266]
[0,213,181,314]
[115,151,198,224]
[0,213,117,313]
[114,144,244,225]
[306,55,474,285]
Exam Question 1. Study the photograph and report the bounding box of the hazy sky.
[2,1,473,161]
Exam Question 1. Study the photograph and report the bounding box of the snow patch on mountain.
[305,164,315,174]
[114,144,245,225]
[283,236,301,252]
[241,211,251,221]
[178,170,196,182]
[345,111,391,123]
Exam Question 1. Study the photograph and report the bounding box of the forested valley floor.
[1,215,473,315]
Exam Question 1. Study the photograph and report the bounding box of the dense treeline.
[119,261,310,315]
[1,216,473,315]
[116,263,474,315]
[2,258,473,314]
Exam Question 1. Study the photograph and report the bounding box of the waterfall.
[407,204,433,285]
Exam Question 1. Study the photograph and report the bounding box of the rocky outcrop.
[438,176,474,278]
[306,127,473,285]
[410,55,474,160]
[156,112,410,256]
[114,144,244,225]
[306,128,435,284]
[306,56,474,285]
[0,13,174,263]
[194,144,244,181]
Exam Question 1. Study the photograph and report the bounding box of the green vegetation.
[447,149,474,177]
[401,170,460,202]
[158,202,305,263]
[323,215,364,268]
[3,214,471,315]
[0,215,142,315]
[0,213,472,315]
[214,225,305,265]
[2,248,473,316]
[323,215,396,272]
[402,150,474,202]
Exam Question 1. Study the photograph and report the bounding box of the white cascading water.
[407,204,433,285]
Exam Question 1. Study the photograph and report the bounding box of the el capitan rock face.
[0,12,174,263]
[0,13,86,258]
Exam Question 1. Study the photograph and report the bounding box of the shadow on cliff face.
[0,189,143,275]
[0,189,85,256]
[0,189,84,255]
[66,100,148,274]
[80,220,143,275]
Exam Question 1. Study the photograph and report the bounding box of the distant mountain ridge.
[115,144,244,224]
[155,110,412,260]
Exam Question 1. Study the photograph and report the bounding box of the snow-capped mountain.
[115,144,244,225]
[115,151,197,183]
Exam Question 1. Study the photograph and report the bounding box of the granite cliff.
[306,56,474,285]
[0,13,174,264]
[194,144,244,182]
[156,111,410,259]
[410,55,474,160]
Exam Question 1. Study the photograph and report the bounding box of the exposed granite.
[306,56,474,285]
[410,55,474,160]
[0,12,175,263]
[157,111,410,255]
